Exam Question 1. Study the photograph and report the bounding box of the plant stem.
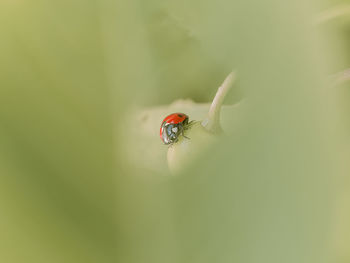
[202,71,236,133]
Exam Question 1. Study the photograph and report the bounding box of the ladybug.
[160,113,192,145]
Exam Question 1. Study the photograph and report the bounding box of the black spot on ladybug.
[178,114,183,118]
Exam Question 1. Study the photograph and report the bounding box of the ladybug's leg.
[180,125,190,140]
[184,120,196,130]
[182,134,190,140]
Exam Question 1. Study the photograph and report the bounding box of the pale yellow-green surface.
[0,0,350,263]
[120,100,243,174]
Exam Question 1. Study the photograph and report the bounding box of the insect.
[160,113,193,145]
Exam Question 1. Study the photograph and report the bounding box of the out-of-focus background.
[0,0,349,262]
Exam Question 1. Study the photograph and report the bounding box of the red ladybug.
[160,113,192,145]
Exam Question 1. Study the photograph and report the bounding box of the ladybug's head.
[160,123,181,144]
[160,113,189,145]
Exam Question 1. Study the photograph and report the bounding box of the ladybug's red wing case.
[162,113,188,125]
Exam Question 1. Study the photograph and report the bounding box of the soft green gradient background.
[0,0,349,263]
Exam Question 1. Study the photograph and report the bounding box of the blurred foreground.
[0,0,350,263]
